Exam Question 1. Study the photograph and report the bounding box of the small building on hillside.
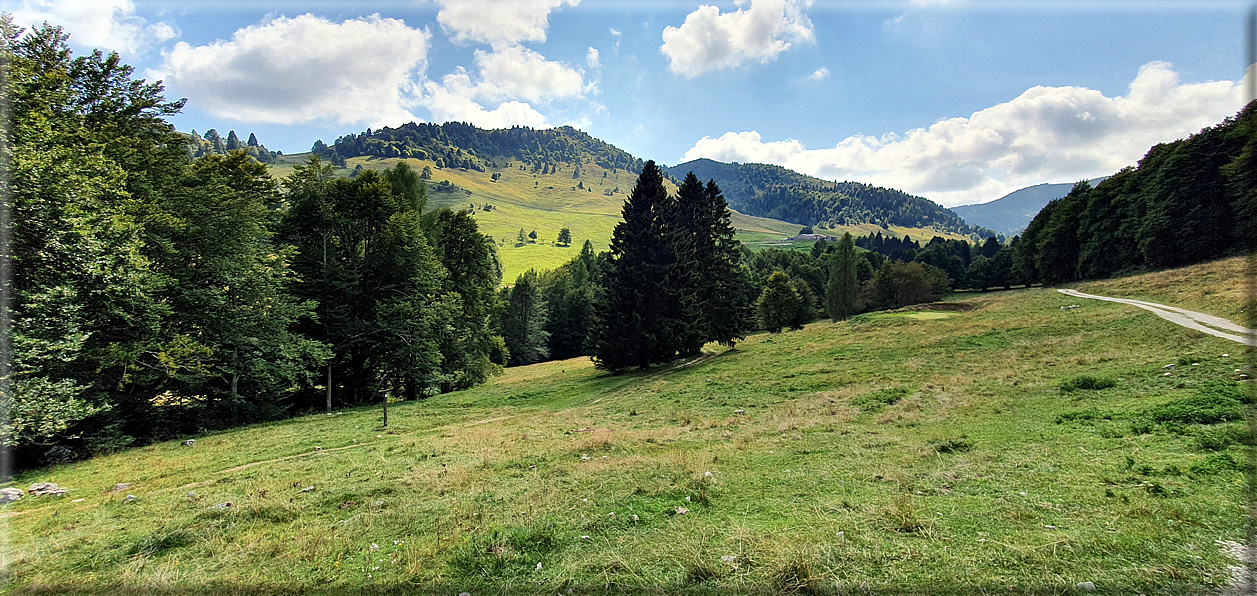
[783,233,837,242]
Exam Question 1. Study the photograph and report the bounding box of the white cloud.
[422,69,548,129]
[157,14,429,127]
[436,0,579,45]
[586,47,600,69]
[660,0,814,78]
[681,62,1251,207]
[810,67,829,81]
[473,45,588,103]
[12,0,177,55]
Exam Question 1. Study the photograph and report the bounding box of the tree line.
[316,122,645,176]
[1013,101,1256,285]
[185,128,281,164]
[4,22,503,466]
[664,160,994,237]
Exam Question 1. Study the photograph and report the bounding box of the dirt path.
[1057,289,1256,345]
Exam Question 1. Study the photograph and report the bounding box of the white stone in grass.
[631,514,639,522]
[1164,364,1175,369]
[1019,491,1027,496]
[581,535,590,540]
[1044,525,1057,529]
[1192,363,1200,366]
[0,488,22,504]
[370,543,379,551]
[704,471,713,477]
[537,561,543,570]
[1222,354,1230,357]
[1163,372,1173,377]
[685,495,691,502]
[1075,581,1096,591]
[301,486,315,492]
[734,409,745,415]
[675,506,689,515]
[608,512,615,518]
[71,498,85,503]
[721,555,737,564]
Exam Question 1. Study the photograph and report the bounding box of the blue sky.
[10,0,1253,206]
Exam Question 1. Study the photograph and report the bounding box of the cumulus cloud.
[681,62,1251,206]
[421,69,548,129]
[157,14,430,127]
[660,0,814,77]
[809,67,829,81]
[473,45,588,103]
[436,0,579,45]
[586,47,600,69]
[12,0,177,55]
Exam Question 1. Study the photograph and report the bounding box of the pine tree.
[593,161,675,369]
[825,233,858,321]
[557,227,572,246]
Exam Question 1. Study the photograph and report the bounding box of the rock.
[209,502,232,510]
[1164,364,1175,369]
[71,498,85,503]
[536,561,543,570]
[181,439,195,447]
[301,486,315,493]
[1075,581,1096,591]
[123,495,136,503]
[28,482,67,497]
[314,446,323,451]
[1163,372,1173,377]
[675,506,689,515]
[370,543,379,550]
[1240,374,1251,381]
[580,535,590,540]
[1192,363,1200,366]
[734,409,745,415]
[110,483,132,493]
[721,555,738,564]
[631,514,639,522]
[1222,354,1230,358]
[0,487,23,504]
[43,445,74,464]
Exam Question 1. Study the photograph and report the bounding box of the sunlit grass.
[3,258,1249,593]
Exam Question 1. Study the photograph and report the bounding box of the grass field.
[266,154,965,282]
[3,257,1251,594]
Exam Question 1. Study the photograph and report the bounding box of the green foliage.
[502,270,549,366]
[1058,375,1117,392]
[556,227,572,246]
[825,233,858,321]
[756,271,801,333]
[1144,382,1248,425]
[665,159,989,235]
[1016,101,1257,284]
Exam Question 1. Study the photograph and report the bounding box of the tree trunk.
[325,363,332,412]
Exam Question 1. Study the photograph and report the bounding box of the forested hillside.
[183,128,282,163]
[665,158,991,237]
[1014,101,1256,285]
[317,122,644,174]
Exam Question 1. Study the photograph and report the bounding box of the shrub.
[1059,375,1116,392]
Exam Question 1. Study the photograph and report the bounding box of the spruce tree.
[825,233,858,321]
[593,161,674,370]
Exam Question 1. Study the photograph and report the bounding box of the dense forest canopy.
[665,158,993,237]
[4,21,503,467]
[317,122,645,174]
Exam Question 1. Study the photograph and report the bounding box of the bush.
[1146,392,1246,425]
[1059,375,1116,392]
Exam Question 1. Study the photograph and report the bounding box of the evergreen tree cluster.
[317,123,644,174]
[1013,101,1257,285]
[4,23,504,466]
[592,164,756,370]
[665,159,994,237]
[185,128,280,163]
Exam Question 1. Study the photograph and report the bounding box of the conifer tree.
[825,233,858,321]
[593,161,675,369]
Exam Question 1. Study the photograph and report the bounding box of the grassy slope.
[268,154,961,282]
[4,257,1251,594]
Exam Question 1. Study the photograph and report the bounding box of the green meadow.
[3,256,1250,594]
[268,154,966,282]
